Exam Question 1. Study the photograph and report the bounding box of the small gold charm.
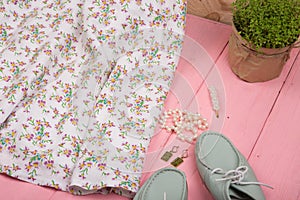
[170,149,188,167]
[161,151,173,161]
[171,157,184,167]
[161,146,179,162]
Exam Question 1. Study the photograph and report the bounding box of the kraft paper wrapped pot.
[228,25,300,83]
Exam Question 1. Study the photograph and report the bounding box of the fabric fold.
[0,0,186,197]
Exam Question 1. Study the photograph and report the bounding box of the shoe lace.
[211,166,273,189]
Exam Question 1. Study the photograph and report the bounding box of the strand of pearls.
[158,109,208,143]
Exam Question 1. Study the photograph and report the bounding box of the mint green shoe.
[134,168,188,200]
[195,131,272,200]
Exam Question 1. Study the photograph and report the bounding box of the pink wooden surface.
[248,53,300,200]
[213,48,299,157]
[1,14,300,200]
[186,39,300,200]
[0,174,55,200]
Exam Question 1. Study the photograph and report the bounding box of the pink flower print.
[147,3,154,13]
[131,182,137,188]
[131,144,138,150]
[44,121,51,128]
[40,153,47,160]
[92,12,100,19]
[86,162,93,168]
[34,125,41,132]
[28,175,36,182]
[122,174,129,181]
[10,130,16,137]
[8,145,16,154]
[51,180,60,190]
[0,7,5,12]
[97,163,106,171]
[94,102,103,109]
[107,107,114,113]
[129,149,136,155]
[70,118,78,126]
[136,129,144,135]
[130,159,137,164]
[44,160,54,169]
[105,130,112,137]
[53,108,59,115]
[72,151,79,158]
[63,165,71,174]
[140,146,146,153]
[12,164,21,172]
[20,146,30,159]
[25,163,33,172]
[66,18,74,24]
[3,165,9,173]
[118,156,127,163]
[79,162,85,170]
[57,44,64,52]
[32,162,39,169]
[120,0,127,4]
[8,46,16,52]
[172,14,179,22]
[159,0,166,4]
[114,169,121,177]
[3,137,11,145]
[63,149,72,157]
[3,75,11,82]
[107,121,115,127]
[55,95,63,103]
[67,67,75,73]
[38,100,46,108]
[44,49,52,56]
[60,164,71,178]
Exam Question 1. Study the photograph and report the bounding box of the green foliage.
[232,0,300,49]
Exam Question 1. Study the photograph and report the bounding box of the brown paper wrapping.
[187,0,234,24]
[228,26,295,82]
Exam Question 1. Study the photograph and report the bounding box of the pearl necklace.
[158,109,208,143]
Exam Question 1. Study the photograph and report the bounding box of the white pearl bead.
[159,109,208,143]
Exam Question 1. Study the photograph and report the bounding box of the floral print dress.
[0,0,186,197]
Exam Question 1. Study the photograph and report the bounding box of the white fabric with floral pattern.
[0,0,186,197]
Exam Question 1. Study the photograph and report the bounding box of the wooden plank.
[209,47,300,157]
[0,174,56,200]
[184,14,232,62]
[248,52,300,199]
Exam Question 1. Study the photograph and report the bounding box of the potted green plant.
[228,0,300,82]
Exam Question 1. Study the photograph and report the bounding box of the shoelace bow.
[211,166,273,189]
